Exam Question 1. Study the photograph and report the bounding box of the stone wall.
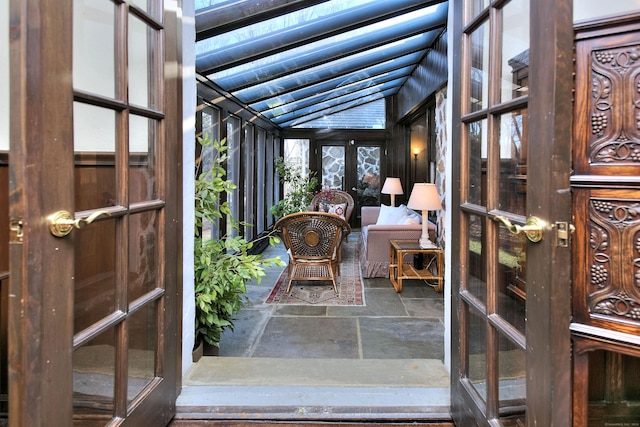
[434,86,447,248]
[321,145,382,206]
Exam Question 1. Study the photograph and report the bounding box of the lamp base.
[419,237,435,249]
[419,209,436,249]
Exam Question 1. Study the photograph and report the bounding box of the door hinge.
[10,219,24,243]
[555,221,575,247]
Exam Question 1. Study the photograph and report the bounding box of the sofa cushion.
[376,204,407,225]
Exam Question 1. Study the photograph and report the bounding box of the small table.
[389,240,444,293]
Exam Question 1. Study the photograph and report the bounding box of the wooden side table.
[389,239,444,293]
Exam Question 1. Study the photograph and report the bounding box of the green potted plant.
[270,156,319,217]
[194,136,283,356]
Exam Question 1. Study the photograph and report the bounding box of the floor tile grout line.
[244,305,275,358]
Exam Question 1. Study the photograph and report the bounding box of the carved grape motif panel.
[590,45,640,164]
[588,198,640,323]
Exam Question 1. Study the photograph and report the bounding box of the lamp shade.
[381,177,403,195]
[381,177,403,207]
[407,183,442,211]
[408,183,441,249]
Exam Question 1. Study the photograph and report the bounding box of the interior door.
[450,0,573,425]
[317,140,383,227]
[8,1,181,425]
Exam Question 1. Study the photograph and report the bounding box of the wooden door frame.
[525,0,573,424]
[449,0,574,425]
[8,0,75,424]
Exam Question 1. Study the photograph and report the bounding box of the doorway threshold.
[174,357,451,422]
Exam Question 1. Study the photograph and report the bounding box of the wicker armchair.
[274,212,351,294]
[309,189,355,223]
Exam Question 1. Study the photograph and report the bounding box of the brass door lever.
[48,210,111,237]
[491,215,544,243]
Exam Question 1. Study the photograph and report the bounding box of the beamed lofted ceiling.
[195,0,449,129]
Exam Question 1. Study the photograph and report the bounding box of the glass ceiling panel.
[199,3,444,78]
[251,65,415,114]
[197,0,373,52]
[195,0,230,11]
[196,0,446,74]
[283,91,393,128]
[293,99,386,129]
[230,48,426,104]
[270,77,406,123]
[195,0,449,128]
[213,32,435,94]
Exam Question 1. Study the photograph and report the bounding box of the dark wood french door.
[450,0,574,425]
[8,1,181,425]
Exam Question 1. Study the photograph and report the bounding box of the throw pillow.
[376,204,407,225]
[327,203,346,219]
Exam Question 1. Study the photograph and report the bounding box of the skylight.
[195,0,448,129]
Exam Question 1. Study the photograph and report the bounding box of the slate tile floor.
[177,236,450,421]
[218,236,445,364]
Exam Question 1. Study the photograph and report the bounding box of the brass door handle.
[48,210,111,237]
[491,215,544,243]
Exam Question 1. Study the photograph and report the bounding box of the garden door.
[450,0,573,425]
[317,139,383,227]
[8,1,182,425]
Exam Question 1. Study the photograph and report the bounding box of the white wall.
[443,4,454,376]
[180,0,197,376]
[574,0,640,22]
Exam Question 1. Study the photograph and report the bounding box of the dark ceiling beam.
[196,0,447,74]
[196,0,330,41]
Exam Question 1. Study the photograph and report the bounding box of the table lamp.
[407,183,442,248]
[381,177,403,207]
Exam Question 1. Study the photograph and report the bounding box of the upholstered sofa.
[358,205,436,278]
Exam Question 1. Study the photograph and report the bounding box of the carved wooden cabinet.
[571,17,640,426]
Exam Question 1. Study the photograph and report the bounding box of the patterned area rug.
[265,233,365,306]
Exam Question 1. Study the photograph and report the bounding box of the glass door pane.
[356,146,381,207]
[244,124,255,240]
[70,1,175,422]
[226,116,241,238]
[256,130,266,234]
[321,145,345,190]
